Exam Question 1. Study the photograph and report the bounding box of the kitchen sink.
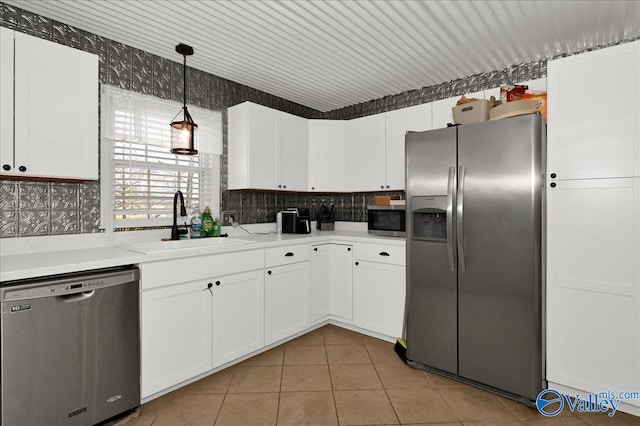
[124,237,254,254]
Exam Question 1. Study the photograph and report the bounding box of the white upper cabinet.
[0,27,14,171]
[345,113,387,192]
[278,112,308,191]
[228,102,278,190]
[385,103,432,190]
[307,119,346,192]
[1,28,98,180]
[548,40,639,179]
[228,102,308,190]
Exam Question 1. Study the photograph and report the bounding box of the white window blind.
[100,85,221,229]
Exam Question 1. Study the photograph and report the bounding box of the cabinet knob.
[311,186,315,190]
[550,182,557,188]
[550,173,557,179]
[283,185,286,189]
[215,280,221,286]
[2,164,10,171]
[380,185,384,189]
[313,247,318,252]
[386,185,390,189]
[278,184,282,188]
[347,247,351,251]
[205,283,213,295]
[18,166,26,172]
[355,261,359,266]
[267,270,272,275]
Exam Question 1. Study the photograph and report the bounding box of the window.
[100,85,221,229]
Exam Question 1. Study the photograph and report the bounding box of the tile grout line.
[323,330,341,426]
[365,342,402,426]
[274,350,284,426]
[213,366,240,426]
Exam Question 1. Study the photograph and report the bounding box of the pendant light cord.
[182,53,187,117]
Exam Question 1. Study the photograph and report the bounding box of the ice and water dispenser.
[411,196,448,241]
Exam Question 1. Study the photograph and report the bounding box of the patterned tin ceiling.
[4,0,640,112]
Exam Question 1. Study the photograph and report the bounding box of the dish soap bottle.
[202,206,214,237]
[213,218,221,237]
[190,207,202,238]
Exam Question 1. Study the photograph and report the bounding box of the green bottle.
[202,206,214,237]
[213,218,221,237]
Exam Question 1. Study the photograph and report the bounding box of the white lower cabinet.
[353,243,406,338]
[264,261,311,345]
[140,250,264,399]
[264,245,312,345]
[311,245,331,321]
[141,280,213,398]
[353,261,405,337]
[546,177,640,403]
[139,239,408,401]
[212,270,264,367]
[311,244,353,322]
[329,245,353,320]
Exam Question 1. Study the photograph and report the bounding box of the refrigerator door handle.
[446,166,456,272]
[457,165,466,272]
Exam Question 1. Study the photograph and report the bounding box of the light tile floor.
[116,325,640,425]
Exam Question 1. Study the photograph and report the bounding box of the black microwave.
[367,205,406,237]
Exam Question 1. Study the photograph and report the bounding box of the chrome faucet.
[171,190,188,240]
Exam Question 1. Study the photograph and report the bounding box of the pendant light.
[170,43,198,155]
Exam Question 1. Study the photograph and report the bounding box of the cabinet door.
[264,261,311,345]
[311,245,331,321]
[353,260,406,337]
[385,103,432,190]
[278,112,308,191]
[548,41,639,179]
[141,280,213,398]
[248,104,278,189]
[13,32,98,180]
[0,27,13,173]
[330,244,353,320]
[547,177,640,398]
[345,114,386,191]
[308,120,346,192]
[212,270,264,366]
[228,102,278,189]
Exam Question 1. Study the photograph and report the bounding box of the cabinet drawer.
[354,243,406,266]
[265,244,311,267]
[141,249,264,290]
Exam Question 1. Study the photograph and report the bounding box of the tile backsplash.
[3,2,635,238]
[0,181,100,237]
[221,191,404,225]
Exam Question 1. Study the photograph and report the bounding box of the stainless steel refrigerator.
[405,113,546,403]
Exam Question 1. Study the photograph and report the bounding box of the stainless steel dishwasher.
[1,266,140,426]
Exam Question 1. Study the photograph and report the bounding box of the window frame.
[100,85,221,231]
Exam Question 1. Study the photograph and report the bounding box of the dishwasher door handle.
[56,290,95,302]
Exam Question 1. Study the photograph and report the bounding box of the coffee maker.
[280,208,311,234]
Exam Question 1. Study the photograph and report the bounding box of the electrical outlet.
[221,211,238,225]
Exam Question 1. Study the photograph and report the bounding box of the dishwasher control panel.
[0,267,139,302]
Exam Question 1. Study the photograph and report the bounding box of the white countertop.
[0,229,405,282]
